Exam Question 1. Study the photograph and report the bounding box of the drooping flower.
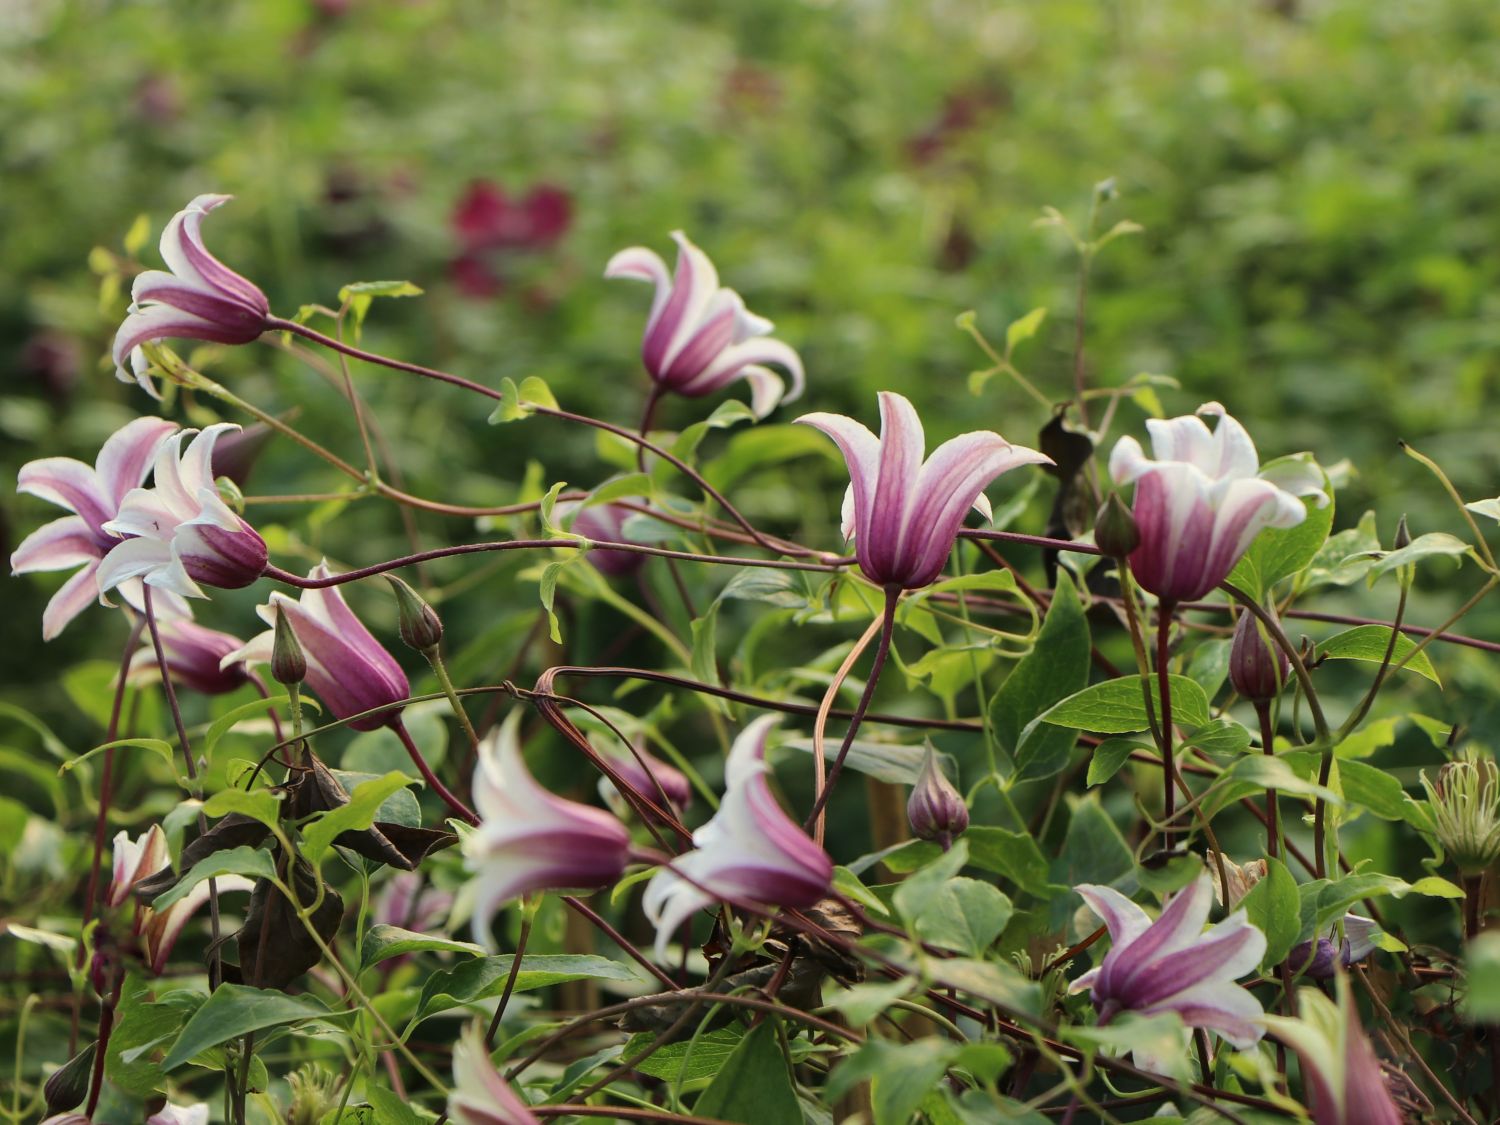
[1421,750,1500,875]
[554,500,647,578]
[448,1020,538,1124]
[222,564,411,731]
[374,871,454,934]
[1229,603,1290,702]
[606,231,804,418]
[463,711,631,945]
[907,745,968,850]
[137,872,255,975]
[97,424,269,598]
[1287,915,1383,981]
[1108,403,1325,604]
[797,392,1052,589]
[146,1103,210,1125]
[1070,874,1267,1072]
[642,716,833,958]
[112,194,271,397]
[597,737,692,821]
[11,416,182,639]
[108,825,171,910]
[1261,975,1404,1125]
[129,619,250,696]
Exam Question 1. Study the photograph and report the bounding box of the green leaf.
[832,865,890,917]
[1061,795,1132,887]
[1065,1011,1193,1086]
[1304,510,1381,589]
[703,424,840,492]
[1240,856,1300,969]
[828,1038,960,1125]
[1336,758,1423,823]
[1040,674,1210,734]
[1182,718,1253,756]
[1216,756,1340,808]
[123,212,151,255]
[414,954,640,1023]
[693,1022,801,1125]
[930,958,1041,1016]
[905,875,1013,956]
[61,737,176,777]
[1005,307,1048,355]
[107,977,205,1095]
[151,846,278,911]
[358,924,485,971]
[363,1088,422,1125]
[204,694,297,758]
[487,375,559,423]
[990,571,1090,779]
[339,279,424,301]
[893,840,970,922]
[538,558,569,643]
[876,826,1054,898]
[1466,498,1500,523]
[1367,532,1472,578]
[1086,738,1149,787]
[1227,456,1332,595]
[161,984,335,1070]
[783,737,951,786]
[622,1027,748,1083]
[301,772,412,863]
[1314,625,1441,684]
[1464,933,1500,1022]
[201,787,283,828]
[823,978,917,1025]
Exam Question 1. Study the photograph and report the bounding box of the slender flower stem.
[425,648,479,751]
[390,717,478,825]
[483,909,533,1048]
[1156,603,1179,853]
[804,586,900,835]
[1221,582,1329,741]
[810,613,886,847]
[637,384,663,472]
[561,895,678,991]
[261,538,843,589]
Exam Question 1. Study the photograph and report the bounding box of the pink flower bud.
[1229,607,1289,703]
[554,501,645,578]
[599,739,692,821]
[907,746,968,850]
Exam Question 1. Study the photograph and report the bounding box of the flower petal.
[95,416,181,507]
[795,411,880,545]
[11,516,98,574]
[16,456,113,532]
[41,562,105,640]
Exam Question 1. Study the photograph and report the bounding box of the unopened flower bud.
[1229,607,1289,703]
[1286,936,1339,981]
[1422,751,1500,876]
[43,1042,95,1116]
[271,607,307,686]
[1094,493,1140,560]
[1393,515,1411,550]
[387,576,443,653]
[907,745,969,850]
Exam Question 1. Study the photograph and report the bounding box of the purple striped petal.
[681,336,805,407]
[1096,874,1214,998]
[641,232,719,378]
[159,195,269,312]
[41,563,104,641]
[95,416,180,508]
[1074,884,1154,951]
[859,392,926,586]
[10,516,98,574]
[1125,463,1217,602]
[16,457,114,534]
[795,411,880,544]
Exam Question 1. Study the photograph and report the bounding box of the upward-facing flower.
[1262,975,1404,1125]
[1071,874,1266,1072]
[1108,403,1325,603]
[11,416,181,639]
[642,716,833,958]
[448,1020,538,1124]
[129,619,250,696]
[797,392,1052,589]
[606,231,804,418]
[222,564,411,731]
[112,194,271,397]
[463,712,632,945]
[97,424,269,599]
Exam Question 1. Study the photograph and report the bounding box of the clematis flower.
[554,500,647,578]
[1070,873,1266,1071]
[222,563,410,731]
[1229,603,1290,702]
[597,737,692,821]
[374,871,454,934]
[1108,403,1325,604]
[129,619,250,696]
[1287,914,1382,982]
[97,424,269,598]
[1261,975,1404,1125]
[463,712,631,945]
[605,231,804,418]
[146,1103,209,1125]
[11,416,182,639]
[112,194,271,397]
[448,1020,538,1124]
[642,716,833,958]
[140,874,254,975]
[108,825,171,909]
[1421,751,1500,875]
[797,392,1052,590]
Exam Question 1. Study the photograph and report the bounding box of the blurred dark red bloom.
[449,181,572,298]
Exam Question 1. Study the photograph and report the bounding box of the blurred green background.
[4,0,1499,736]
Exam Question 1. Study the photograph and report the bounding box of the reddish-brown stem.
[390,716,478,825]
[483,912,532,1049]
[562,895,677,991]
[1256,701,1280,862]
[1157,604,1178,853]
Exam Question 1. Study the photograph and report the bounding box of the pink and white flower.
[97,424,269,598]
[597,737,692,821]
[606,231,804,418]
[11,416,182,638]
[1071,873,1267,1071]
[223,563,410,731]
[1261,975,1404,1125]
[141,874,254,975]
[112,194,271,397]
[146,1103,210,1125]
[463,712,631,945]
[448,1020,538,1124]
[1108,403,1325,603]
[129,619,250,696]
[797,391,1052,589]
[642,716,833,958]
[107,825,171,909]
